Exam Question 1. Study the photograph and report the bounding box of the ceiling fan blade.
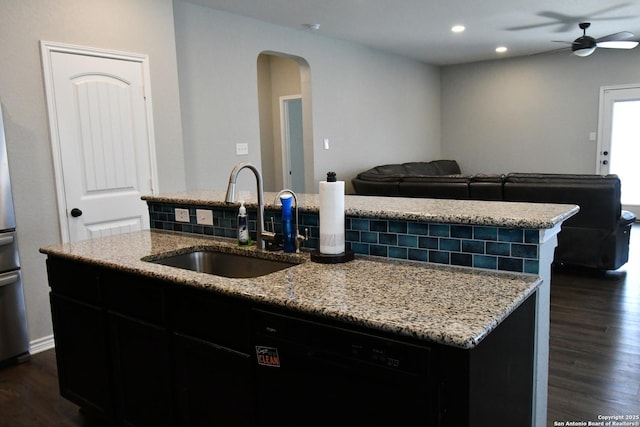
[596,31,634,43]
[587,3,634,19]
[597,40,639,49]
[506,22,561,31]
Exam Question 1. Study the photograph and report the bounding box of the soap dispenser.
[280,194,295,253]
[237,201,250,246]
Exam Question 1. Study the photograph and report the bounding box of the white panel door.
[42,43,157,242]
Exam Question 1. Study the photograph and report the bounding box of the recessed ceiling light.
[451,25,465,33]
[495,46,508,53]
[301,23,321,31]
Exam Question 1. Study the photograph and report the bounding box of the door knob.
[70,208,83,217]
[602,160,609,165]
[603,151,609,156]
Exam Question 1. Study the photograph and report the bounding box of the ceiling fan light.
[574,47,596,57]
[597,40,639,49]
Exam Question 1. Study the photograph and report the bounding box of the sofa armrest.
[620,210,636,226]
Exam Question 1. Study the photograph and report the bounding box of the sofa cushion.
[401,161,439,176]
[431,160,462,175]
[469,174,505,201]
[351,178,400,196]
[356,164,406,182]
[503,173,622,229]
[399,175,470,199]
[401,160,461,176]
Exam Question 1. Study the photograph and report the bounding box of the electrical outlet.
[236,143,249,155]
[196,209,214,225]
[174,208,190,222]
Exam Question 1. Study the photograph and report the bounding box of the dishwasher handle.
[0,272,19,288]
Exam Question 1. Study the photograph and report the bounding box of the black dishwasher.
[252,309,436,426]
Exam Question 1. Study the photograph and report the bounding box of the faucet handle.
[262,217,276,242]
[295,227,309,252]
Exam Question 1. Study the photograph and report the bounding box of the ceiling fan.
[557,22,639,57]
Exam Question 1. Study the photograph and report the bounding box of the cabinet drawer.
[170,287,250,352]
[47,257,101,304]
[102,269,167,325]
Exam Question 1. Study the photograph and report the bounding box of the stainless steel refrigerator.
[0,101,29,364]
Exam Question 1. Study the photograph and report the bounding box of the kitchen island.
[41,192,578,426]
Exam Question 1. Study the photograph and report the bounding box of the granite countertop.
[40,230,541,349]
[143,190,579,229]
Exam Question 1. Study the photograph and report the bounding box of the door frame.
[596,83,640,173]
[279,95,303,190]
[597,83,640,217]
[40,41,159,243]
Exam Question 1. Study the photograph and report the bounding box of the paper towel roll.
[319,179,345,254]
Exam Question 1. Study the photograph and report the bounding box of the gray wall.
[0,0,185,345]
[174,1,441,194]
[441,49,640,175]
[257,54,303,192]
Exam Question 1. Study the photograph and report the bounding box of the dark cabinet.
[108,313,172,427]
[47,255,536,427]
[47,257,254,427]
[49,293,111,420]
[103,270,173,427]
[48,258,174,427]
[171,286,254,426]
[47,259,111,422]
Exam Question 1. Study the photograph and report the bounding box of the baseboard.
[29,335,55,354]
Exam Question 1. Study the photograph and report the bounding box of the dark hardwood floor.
[1,225,639,426]
[0,350,101,427]
[547,224,640,424]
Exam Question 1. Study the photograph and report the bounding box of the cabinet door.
[109,313,173,427]
[49,293,111,421]
[173,333,254,426]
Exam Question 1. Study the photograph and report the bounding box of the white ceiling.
[183,0,640,65]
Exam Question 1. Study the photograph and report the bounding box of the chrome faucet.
[225,162,273,250]
[274,189,308,253]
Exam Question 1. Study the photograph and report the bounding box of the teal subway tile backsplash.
[407,222,429,235]
[429,224,449,237]
[147,202,540,274]
[487,242,510,256]
[498,228,524,242]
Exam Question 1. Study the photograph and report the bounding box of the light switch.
[323,138,330,150]
[236,143,249,155]
[175,208,190,222]
[196,209,214,225]
[589,132,597,141]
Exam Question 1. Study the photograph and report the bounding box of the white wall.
[0,0,185,345]
[173,0,441,194]
[441,49,640,175]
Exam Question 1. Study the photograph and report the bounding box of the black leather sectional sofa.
[352,161,636,270]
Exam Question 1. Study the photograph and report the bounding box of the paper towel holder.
[310,248,354,264]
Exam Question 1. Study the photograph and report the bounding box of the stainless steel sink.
[148,250,298,278]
